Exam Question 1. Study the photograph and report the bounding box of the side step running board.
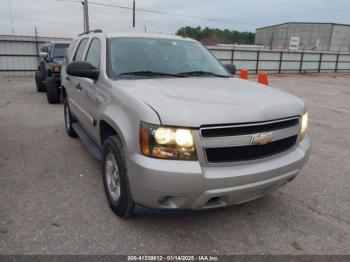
[72,123,102,160]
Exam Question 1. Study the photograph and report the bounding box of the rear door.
[66,38,90,123]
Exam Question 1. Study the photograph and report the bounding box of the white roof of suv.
[87,31,196,42]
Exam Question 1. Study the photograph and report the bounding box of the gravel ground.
[0,74,349,255]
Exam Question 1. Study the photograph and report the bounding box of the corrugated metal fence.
[208,46,350,74]
[0,35,71,76]
[1,35,350,76]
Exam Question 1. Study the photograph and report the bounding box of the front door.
[67,38,90,128]
[74,38,102,144]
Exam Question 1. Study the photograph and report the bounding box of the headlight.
[300,112,308,139]
[140,122,197,160]
[51,65,61,73]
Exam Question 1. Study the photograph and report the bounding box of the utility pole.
[82,0,90,32]
[34,27,39,63]
[8,0,15,34]
[133,0,135,28]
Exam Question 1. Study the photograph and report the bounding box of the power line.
[55,0,260,27]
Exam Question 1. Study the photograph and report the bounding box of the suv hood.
[116,77,305,127]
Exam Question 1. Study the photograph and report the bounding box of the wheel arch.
[99,117,127,150]
[61,85,67,100]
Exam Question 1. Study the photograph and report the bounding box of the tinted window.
[53,44,69,58]
[85,38,101,69]
[107,38,229,78]
[65,39,79,63]
[47,45,52,57]
[73,38,88,61]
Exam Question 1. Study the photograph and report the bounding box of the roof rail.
[78,29,103,36]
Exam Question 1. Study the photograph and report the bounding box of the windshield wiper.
[118,71,185,78]
[178,71,229,78]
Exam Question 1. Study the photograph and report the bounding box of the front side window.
[107,37,230,79]
[52,44,69,58]
[85,38,101,69]
[65,39,79,63]
[73,38,88,61]
[47,45,52,57]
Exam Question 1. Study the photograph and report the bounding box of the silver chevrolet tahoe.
[61,30,310,218]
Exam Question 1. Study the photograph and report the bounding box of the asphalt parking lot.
[0,74,350,255]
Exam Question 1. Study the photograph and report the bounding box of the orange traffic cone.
[239,69,249,80]
[258,72,269,85]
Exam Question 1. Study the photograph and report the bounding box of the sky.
[0,0,350,38]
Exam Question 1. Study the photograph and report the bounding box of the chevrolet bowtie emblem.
[250,132,274,145]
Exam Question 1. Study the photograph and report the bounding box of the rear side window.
[73,38,88,61]
[65,39,79,63]
[85,38,101,69]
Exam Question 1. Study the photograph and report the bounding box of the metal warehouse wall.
[330,25,350,52]
[255,23,335,51]
[0,35,71,76]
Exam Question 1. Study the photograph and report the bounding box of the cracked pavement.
[0,74,349,255]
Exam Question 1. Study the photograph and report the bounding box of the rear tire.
[35,71,46,92]
[46,78,60,104]
[64,98,77,138]
[102,136,135,218]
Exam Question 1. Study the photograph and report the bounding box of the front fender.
[99,106,129,149]
[99,102,160,155]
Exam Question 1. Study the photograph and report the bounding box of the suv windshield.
[107,37,230,79]
[53,44,69,58]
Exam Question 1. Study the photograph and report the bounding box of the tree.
[176,26,255,45]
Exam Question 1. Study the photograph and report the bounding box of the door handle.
[65,76,71,81]
[75,83,82,90]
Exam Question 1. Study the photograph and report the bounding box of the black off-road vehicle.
[35,41,70,104]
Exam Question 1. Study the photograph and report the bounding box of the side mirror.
[39,52,48,58]
[224,64,237,75]
[67,61,99,80]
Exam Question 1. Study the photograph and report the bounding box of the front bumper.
[127,136,311,210]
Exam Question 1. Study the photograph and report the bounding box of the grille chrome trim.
[199,125,299,149]
[200,116,300,139]
[196,116,301,165]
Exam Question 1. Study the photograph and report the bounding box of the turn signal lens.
[51,65,61,73]
[300,112,308,140]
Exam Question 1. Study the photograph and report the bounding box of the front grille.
[205,135,298,163]
[201,118,299,138]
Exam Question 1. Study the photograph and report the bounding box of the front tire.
[64,98,77,138]
[46,78,60,104]
[102,136,135,218]
[35,71,46,92]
